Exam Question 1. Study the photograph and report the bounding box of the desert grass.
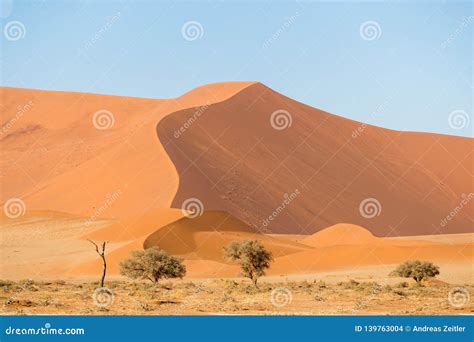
[0,278,472,315]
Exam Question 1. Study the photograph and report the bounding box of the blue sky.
[1,0,472,137]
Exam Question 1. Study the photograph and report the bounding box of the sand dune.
[1,82,472,282]
[143,211,310,261]
[157,82,473,236]
[0,211,113,279]
[271,224,472,275]
[302,223,378,247]
[73,208,186,275]
[301,223,441,248]
[2,83,472,235]
[0,83,254,220]
[1,210,471,282]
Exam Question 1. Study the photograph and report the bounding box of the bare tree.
[88,240,108,287]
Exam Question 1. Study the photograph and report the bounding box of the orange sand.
[1,83,472,281]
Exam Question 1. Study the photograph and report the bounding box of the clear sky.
[1,0,472,137]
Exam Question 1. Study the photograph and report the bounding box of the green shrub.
[390,260,440,285]
[120,247,186,284]
[223,240,272,286]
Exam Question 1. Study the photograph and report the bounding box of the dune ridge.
[0,82,256,220]
[157,82,473,236]
[1,82,473,281]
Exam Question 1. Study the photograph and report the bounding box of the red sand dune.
[156,82,473,236]
[2,82,472,236]
[0,208,471,280]
[302,223,378,247]
[142,211,310,261]
[0,82,254,221]
[1,82,473,280]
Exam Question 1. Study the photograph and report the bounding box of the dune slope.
[143,211,310,261]
[3,82,471,235]
[0,83,255,219]
[157,83,473,236]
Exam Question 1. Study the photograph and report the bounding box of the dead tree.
[88,240,108,287]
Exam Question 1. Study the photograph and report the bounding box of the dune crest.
[143,210,310,262]
[302,223,377,247]
[0,82,256,220]
[157,82,473,236]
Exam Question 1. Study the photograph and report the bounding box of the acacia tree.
[223,240,273,286]
[119,247,186,284]
[88,240,108,287]
[390,260,440,285]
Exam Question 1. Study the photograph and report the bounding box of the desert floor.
[1,277,472,315]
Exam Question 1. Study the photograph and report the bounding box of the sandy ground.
[1,213,472,285]
[1,278,472,315]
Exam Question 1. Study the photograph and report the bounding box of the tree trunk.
[100,253,107,287]
[253,277,258,287]
[88,240,108,288]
